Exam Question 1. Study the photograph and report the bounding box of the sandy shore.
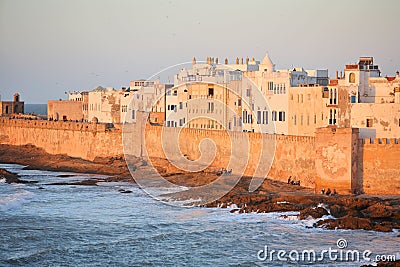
[1,144,399,233]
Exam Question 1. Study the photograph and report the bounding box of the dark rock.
[120,190,132,194]
[361,202,393,219]
[329,204,348,218]
[1,168,38,184]
[57,174,76,178]
[45,179,99,186]
[299,206,329,220]
[72,179,98,186]
[361,259,400,267]
[317,215,373,231]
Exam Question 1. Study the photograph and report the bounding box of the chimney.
[240,58,243,64]
[225,58,228,64]
[340,71,343,79]
[236,57,239,64]
[215,58,219,64]
[396,70,399,78]
[336,70,339,79]
[192,57,196,65]
[246,57,249,64]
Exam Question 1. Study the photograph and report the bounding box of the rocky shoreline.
[1,144,399,234]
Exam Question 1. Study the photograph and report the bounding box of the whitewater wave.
[0,190,36,211]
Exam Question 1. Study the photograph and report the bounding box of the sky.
[0,0,399,103]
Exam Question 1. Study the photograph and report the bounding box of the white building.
[165,53,328,135]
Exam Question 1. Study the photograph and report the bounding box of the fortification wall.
[0,118,123,160]
[143,125,317,188]
[315,127,359,195]
[358,138,400,195]
[0,118,399,195]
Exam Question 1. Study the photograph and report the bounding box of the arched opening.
[349,72,355,83]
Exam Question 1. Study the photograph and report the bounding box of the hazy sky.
[1,0,399,103]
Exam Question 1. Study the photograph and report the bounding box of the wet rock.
[361,259,400,267]
[372,223,393,233]
[329,204,348,218]
[120,190,132,194]
[0,168,38,184]
[299,206,329,220]
[45,179,99,186]
[57,174,76,178]
[317,215,372,231]
[361,202,393,219]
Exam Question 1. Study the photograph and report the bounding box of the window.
[333,90,337,103]
[278,111,285,121]
[132,110,135,120]
[349,72,355,83]
[366,118,373,127]
[263,111,268,124]
[243,110,247,123]
[173,90,177,96]
[272,111,277,121]
[248,114,252,124]
[179,102,183,109]
[294,115,297,125]
[257,111,261,124]
[246,88,251,97]
[238,99,242,106]
[208,88,214,97]
[208,102,214,113]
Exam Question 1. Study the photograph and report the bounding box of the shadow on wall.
[356,140,364,194]
[359,128,376,139]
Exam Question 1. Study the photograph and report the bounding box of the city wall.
[0,118,123,160]
[0,118,399,195]
[358,138,400,195]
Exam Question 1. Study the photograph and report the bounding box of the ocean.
[24,104,47,116]
[0,164,398,266]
